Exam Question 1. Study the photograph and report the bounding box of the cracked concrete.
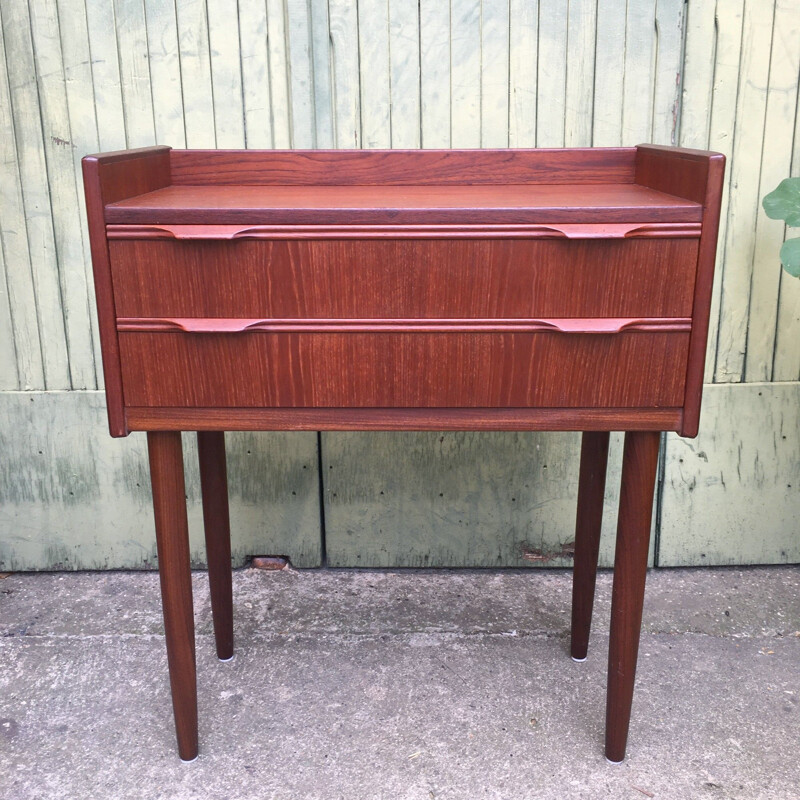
[1,567,798,799]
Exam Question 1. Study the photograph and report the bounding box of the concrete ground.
[0,567,798,800]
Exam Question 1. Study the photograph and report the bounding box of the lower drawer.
[118,331,689,409]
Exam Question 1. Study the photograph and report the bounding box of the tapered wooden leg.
[570,431,610,661]
[148,431,198,762]
[197,431,234,661]
[605,430,660,763]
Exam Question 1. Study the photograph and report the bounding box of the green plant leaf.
[763,178,800,226]
[780,238,800,277]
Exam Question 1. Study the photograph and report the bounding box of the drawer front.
[118,331,689,409]
[109,238,699,320]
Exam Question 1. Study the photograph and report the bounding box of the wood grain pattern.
[147,430,197,762]
[570,431,610,661]
[117,331,690,409]
[605,430,660,763]
[105,222,703,240]
[197,431,234,661]
[168,147,637,185]
[108,238,699,320]
[82,147,172,436]
[125,406,683,432]
[104,182,703,225]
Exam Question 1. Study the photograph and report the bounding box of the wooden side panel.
[168,148,638,186]
[82,147,171,435]
[116,331,689,409]
[660,382,800,566]
[0,391,322,570]
[109,238,700,320]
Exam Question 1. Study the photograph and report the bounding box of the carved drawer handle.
[117,317,693,334]
[106,223,701,240]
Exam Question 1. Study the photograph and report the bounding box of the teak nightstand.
[82,145,724,762]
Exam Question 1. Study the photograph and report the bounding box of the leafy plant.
[762,178,800,277]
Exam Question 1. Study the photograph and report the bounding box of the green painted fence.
[0,0,798,570]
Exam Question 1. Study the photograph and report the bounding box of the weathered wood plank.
[328,0,360,148]
[175,0,216,148]
[57,0,102,383]
[238,0,272,148]
[714,0,774,383]
[285,0,315,147]
[0,12,44,390]
[0,392,322,570]
[651,0,684,146]
[265,0,292,148]
[0,240,19,390]
[450,0,481,148]
[771,6,800,382]
[537,0,568,147]
[592,0,626,145]
[389,0,420,148]
[564,0,596,147]
[419,0,450,148]
[746,0,800,382]
[85,0,126,150]
[480,0,509,148]
[660,382,800,565]
[322,431,655,569]
[207,0,246,148]
[508,0,537,147]
[143,0,186,147]
[114,0,156,148]
[621,0,656,145]
[29,0,97,390]
[309,0,333,148]
[358,0,391,148]
[1,0,71,390]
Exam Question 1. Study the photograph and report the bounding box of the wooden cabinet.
[83,145,725,764]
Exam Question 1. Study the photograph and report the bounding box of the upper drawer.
[108,229,700,320]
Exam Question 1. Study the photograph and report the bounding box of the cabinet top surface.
[105,182,703,225]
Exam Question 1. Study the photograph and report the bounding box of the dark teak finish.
[82,146,724,763]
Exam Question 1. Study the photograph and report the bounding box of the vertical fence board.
[420,0,450,148]
[388,0,420,148]
[450,0,481,148]
[564,0,596,147]
[176,0,216,148]
[714,0,774,383]
[0,242,19,390]
[508,0,537,147]
[114,0,156,148]
[652,0,684,146]
[771,14,800,382]
[310,0,333,148]
[2,0,71,390]
[238,0,272,148]
[621,0,656,145]
[58,0,102,382]
[480,0,509,148]
[85,0,126,150]
[358,0,391,148]
[207,0,246,148]
[30,0,97,390]
[0,12,44,390]
[285,0,315,147]
[745,0,800,382]
[592,0,626,145]
[536,0,567,147]
[265,0,291,148]
[144,0,186,147]
[329,0,360,148]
